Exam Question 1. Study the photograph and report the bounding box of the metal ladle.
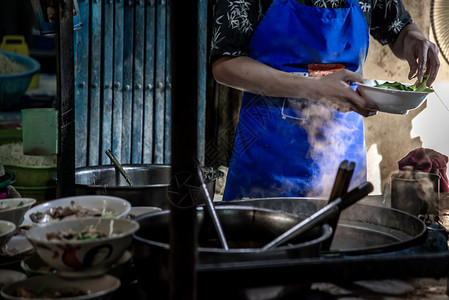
[105,149,133,186]
[196,164,229,250]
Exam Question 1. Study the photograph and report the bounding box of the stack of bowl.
[0,198,36,258]
[1,195,136,300]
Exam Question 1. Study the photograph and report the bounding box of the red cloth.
[398,148,449,193]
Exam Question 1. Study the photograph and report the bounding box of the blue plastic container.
[0,51,40,110]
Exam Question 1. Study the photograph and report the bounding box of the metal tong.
[262,180,373,250]
[196,164,229,250]
[105,149,133,186]
[321,160,355,251]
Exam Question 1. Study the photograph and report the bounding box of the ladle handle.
[197,165,229,250]
[105,149,133,186]
[262,181,374,250]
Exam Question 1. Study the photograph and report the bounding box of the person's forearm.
[388,22,440,85]
[389,23,422,60]
[212,56,318,99]
[212,55,376,117]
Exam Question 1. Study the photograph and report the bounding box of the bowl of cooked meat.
[0,198,36,227]
[23,195,131,226]
[1,273,120,300]
[25,217,139,275]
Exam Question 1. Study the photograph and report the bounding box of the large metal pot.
[132,205,331,297]
[71,164,219,208]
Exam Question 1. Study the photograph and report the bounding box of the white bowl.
[0,220,16,249]
[23,195,131,226]
[356,79,433,114]
[128,206,161,218]
[0,269,27,291]
[25,217,139,273]
[2,235,34,257]
[21,250,132,277]
[0,198,36,227]
[1,274,120,300]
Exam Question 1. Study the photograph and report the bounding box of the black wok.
[132,205,331,296]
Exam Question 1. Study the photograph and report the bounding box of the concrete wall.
[364,0,449,193]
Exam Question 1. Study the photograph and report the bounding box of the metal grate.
[73,0,207,167]
[431,0,449,66]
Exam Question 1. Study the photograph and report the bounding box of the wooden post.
[56,0,75,197]
[169,0,199,299]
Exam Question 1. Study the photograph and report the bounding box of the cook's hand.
[403,32,439,87]
[391,23,440,87]
[313,70,378,117]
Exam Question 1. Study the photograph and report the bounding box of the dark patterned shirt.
[210,0,413,64]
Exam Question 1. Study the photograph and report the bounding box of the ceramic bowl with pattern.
[25,217,139,274]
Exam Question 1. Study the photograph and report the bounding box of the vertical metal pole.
[197,0,207,165]
[56,0,75,197]
[169,0,199,299]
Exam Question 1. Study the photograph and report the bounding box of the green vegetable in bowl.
[374,75,433,92]
[410,75,434,92]
[0,200,25,210]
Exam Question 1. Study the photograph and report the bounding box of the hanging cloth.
[223,0,370,200]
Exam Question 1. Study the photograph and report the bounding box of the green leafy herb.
[17,201,24,207]
[374,75,433,92]
[36,283,50,297]
[76,232,104,241]
[410,75,433,92]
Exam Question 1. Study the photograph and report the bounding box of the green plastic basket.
[14,185,56,203]
[0,128,22,146]
[4,164,56,187]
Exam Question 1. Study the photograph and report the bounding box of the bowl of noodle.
[0,51,40,110]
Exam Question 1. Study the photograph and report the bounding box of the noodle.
[0,53,26,75]
[0,143,57,166]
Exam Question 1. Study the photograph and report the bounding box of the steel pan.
[221,196,427,255]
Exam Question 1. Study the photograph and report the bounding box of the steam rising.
[391,168,440,216]
[300,101,366,198]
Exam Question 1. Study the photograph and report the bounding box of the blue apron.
[223,0,370,201]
